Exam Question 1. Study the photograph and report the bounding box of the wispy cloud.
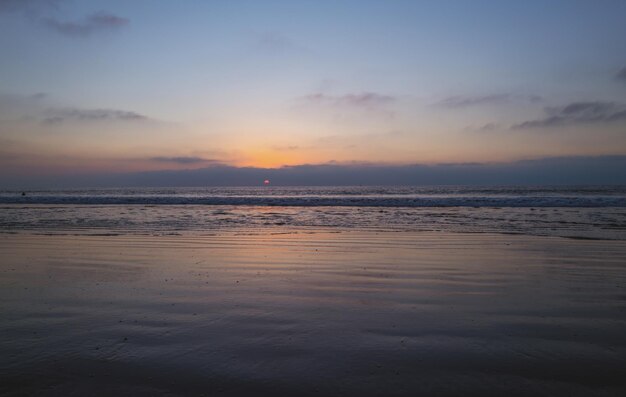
[511,101,626,130]
[301,92,395,108]
[465,122,500,132]
[42,108,147,124]
[149,156,217,165]
[295,91,397,120]
[617,67,626,82]
[435,94,542,108]
[0,94,154,128]
[255,31,298,54]
[1,1,128,37]
[43,11,128,37]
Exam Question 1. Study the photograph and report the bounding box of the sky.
[1,0,626,187]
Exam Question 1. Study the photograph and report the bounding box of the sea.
[1,185,625,239]
[2,186,626,396]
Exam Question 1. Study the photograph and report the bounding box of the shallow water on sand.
[1,204,625,240]
[1,231,625,396]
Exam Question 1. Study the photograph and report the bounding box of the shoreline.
[1,204,625,241]
[1,228,625,242]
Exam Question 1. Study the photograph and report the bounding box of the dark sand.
[1,231,625,396]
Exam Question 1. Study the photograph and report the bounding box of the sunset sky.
[1,0,626,185]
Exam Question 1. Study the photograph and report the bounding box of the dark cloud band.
[512,101,626,129]
[435,94,542,108]
[149,157,216,165]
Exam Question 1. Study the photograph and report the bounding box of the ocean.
[1,185,625,239]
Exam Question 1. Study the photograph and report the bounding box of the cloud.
[302,92,395,108]
[477,123,498,131]
[43,11,128,37]
[136,154,623,186]
[42,108,148,124]
[464,122,500,132]
[511,101,626,129]
[6,156,626,188]
[30,92,47,100]
[0,94,153,128]
[1,2,128,38]
[435,94,542,108]
[149,156,217,165]
[617,67,626,82]
[296,92,397,120]
[255,31,297,54]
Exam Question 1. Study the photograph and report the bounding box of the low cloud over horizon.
[149,156,218,165]
[2,155,625,189]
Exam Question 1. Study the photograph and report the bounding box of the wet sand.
[1,231,625,396]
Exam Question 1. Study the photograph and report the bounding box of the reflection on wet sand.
[1,231,625,396]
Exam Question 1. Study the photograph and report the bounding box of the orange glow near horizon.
[237,148,319,168]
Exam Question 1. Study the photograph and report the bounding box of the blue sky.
[1,0,626,185]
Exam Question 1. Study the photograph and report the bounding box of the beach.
[3,0,626,394]
[2,228,625,396]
